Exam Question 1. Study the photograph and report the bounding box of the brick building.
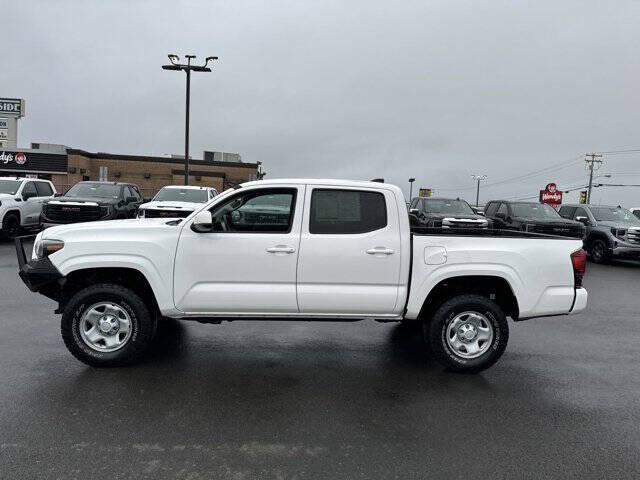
[0,144,261,199]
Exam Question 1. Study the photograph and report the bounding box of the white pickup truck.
[16,179,587,373]
[1,176,57,239]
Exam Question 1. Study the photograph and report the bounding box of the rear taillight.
[571,248,586,288]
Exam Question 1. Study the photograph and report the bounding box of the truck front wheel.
[425,294,509,373]
[61,283,157,367]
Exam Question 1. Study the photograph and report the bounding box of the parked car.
[409,197,490,229]
[41,181,143,227]
[16,179,587,373]
[558,204,640,263]
[0,177,57,239]
[484,200,585,238]
[137,185,217,219]
[630,207,640,220]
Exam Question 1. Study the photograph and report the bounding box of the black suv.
[484,200,585,238]
[409,197,489,229]
[41,181,143,227]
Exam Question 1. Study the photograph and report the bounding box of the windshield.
[512,203,560,219]
[422,199,474,214]
[153,188,208,203]
[0,180,21,195]
[591,207,640,224]
[66,183,121,199]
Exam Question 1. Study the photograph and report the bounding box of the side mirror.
[409,208,420,215]
[126,196,137,203]
[54,192,62,197]
[495,212,506,220]
[575,216,590,225]
[191,210,213,233]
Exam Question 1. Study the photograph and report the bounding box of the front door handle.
[266,245,296,254]
[366,247,395,255]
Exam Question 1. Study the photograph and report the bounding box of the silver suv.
[558,204,640,263]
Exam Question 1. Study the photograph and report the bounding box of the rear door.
[173,185,303,314]
[297,185,402,315]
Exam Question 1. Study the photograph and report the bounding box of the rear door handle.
[366,247,395,255]
[266,245,296,254]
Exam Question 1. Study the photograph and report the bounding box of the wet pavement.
[1,239,639,479]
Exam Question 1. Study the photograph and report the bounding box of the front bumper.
[15,235,64,299]
[610,244,640,259]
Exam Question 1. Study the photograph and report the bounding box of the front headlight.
[34,239,64,259]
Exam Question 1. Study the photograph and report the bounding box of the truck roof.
[161,185,211,190]
[241,178,402,190]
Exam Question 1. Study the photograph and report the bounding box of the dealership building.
[0,144,262,199]
[0,96,262,198]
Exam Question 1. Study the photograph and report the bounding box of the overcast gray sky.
[3,0,640,205]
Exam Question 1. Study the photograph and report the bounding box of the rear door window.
[558,206,576,219]
[310,189,387,234]
[35,181,54,197]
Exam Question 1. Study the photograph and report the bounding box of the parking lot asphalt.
[1,239,640,479]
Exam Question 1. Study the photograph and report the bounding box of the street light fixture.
[162,53,218,185]
[408,178,416,202]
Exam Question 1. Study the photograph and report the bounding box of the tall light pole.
[471,174,487,207]
[408,178,415,202]
[162,54,218,185]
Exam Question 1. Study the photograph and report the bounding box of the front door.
[20,181,42,225]
[173,185,303,314]
[296,186,402,315]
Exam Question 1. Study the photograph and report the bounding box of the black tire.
[589,238,609,264]
[61,283,157,367]
[1,212,21,239]
[425,294,509,373]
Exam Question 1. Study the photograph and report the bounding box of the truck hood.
[597,220,640,229]
[42,218,178,239]
[424,213,485,221]
[44,196,119,206]
[0,193,15,201]
[139,200,202,211]
[516,217,582,226]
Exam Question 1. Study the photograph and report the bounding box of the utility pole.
[408,178,415,202]
[162,54,218,185]
[585,153,603,204]
[471,175,487,207]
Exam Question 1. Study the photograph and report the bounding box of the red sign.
[15,152,26,165]
[539,182,562,205]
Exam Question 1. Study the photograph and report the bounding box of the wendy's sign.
[539,182,562,205]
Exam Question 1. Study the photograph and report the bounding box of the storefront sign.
[0,98,24,117]
[0,129,7,140]
[539,182,562,205]
[418,188,432,198]
[0,150,67,173]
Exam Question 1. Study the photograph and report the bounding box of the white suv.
[0,177,57,239]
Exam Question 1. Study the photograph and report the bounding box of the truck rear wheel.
[425,294,508,373]
[61,283,157,367]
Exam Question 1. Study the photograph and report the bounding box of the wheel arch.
[587,231,612,246]
[2,208,21,223]
[417,275,520,321]
[60,267,161,316]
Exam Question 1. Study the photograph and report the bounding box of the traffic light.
[579,191,587,204]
